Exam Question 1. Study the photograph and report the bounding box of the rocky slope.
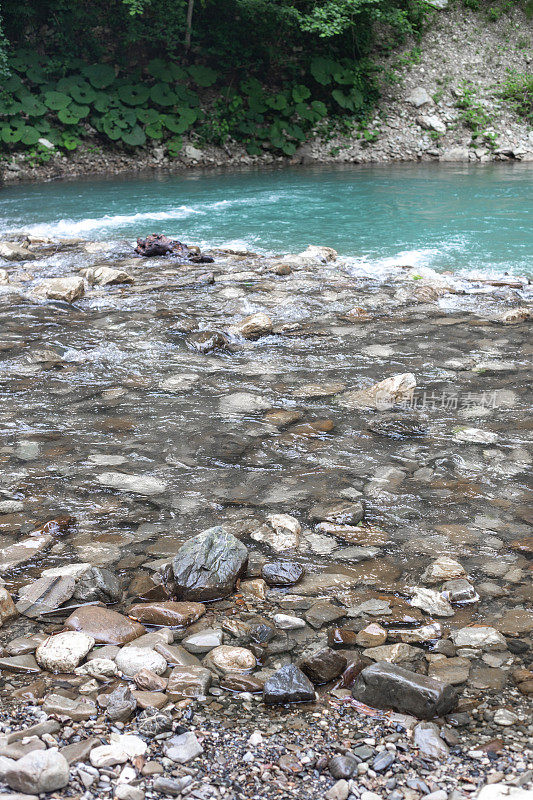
[1,3,532,181]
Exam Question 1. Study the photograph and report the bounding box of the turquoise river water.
[0,162,531,277]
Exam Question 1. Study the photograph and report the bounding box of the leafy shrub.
[0,48,381,157]
[499,70,533,124]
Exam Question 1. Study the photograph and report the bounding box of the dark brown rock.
[299,647,347,684]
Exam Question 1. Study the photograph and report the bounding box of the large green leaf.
[20,96,47,117]
[118,84,151,105]
[267,94,288,111]
[136,107,160,124]
[292,85,311,103]
[145,121,164,139]
[57,104,90,124]
[150,83,177,107]
[121,125,146,146]
[70,80,98,104]
[20,126,41,145]
[309,57,339,85]
[43,91,72,111]
[82,63,116,89]
[0,99,22,117]
[163,108,197,133]
[26,66,48,84]
[167,137,183,157]
[188,65,218,87]
[3,74,23,92]
[1,123,24,143]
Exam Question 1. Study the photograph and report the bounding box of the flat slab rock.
[16,575,75,617]
[0,535,53,575]
[352,661,459,720]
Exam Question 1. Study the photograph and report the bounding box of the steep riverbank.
[1,3,531,185]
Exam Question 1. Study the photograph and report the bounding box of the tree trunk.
[185,0,194,51]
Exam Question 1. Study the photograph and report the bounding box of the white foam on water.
[343,247,440,279]
[8,205,204,239]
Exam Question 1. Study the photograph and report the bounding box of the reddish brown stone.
[64,606,145,645]
[128,601,205,627]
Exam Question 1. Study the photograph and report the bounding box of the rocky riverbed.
[0,235,531,800]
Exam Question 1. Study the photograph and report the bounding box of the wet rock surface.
[0,235,531,799]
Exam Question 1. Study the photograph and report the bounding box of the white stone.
[36,631,95,672]
[41,562,91,579]
[440,147,470,162]
[248,731,263,746]
[337,373,416,411]
[38,137,55,149]
[182,145,203,161]
[0,587,16,626]
[477,785,533,800]
[91,266,134,286]
[451,626,507,651]
[273,613,306,630]
[414,722,449,759]
[75,658,118,679]
[363,643,417,663]
[97,471,168,495]
[410,588,454,617]
[204,644,256,674]
[35,276,85,303]
[110,734,147,759]
[406,87,433,108]
[230,313,273,339]
[90,744,128,768]
[453,427,498,444]
[218,392,272,414]
[418,115,446,134]
[262,513,301,551]
[280,245,337,267]
[422,557,466,584]
[4,749,69,793]
[164,732,203,763]
[0,241,36,261]
[493,709,519,726]
[115,646,167,677]
[160,373,199,392]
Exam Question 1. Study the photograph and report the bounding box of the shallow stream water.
[0,164,530,702]
[0,165,531,618]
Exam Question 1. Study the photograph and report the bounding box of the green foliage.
[455,81,497,148]
[499,70,533,124]
[0,0,430,158]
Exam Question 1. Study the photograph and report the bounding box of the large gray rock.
[4,749,69,793]
[263,664,316,705]
[352,662,458,719]
[172,526,248,601]
[73,566,122,603]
